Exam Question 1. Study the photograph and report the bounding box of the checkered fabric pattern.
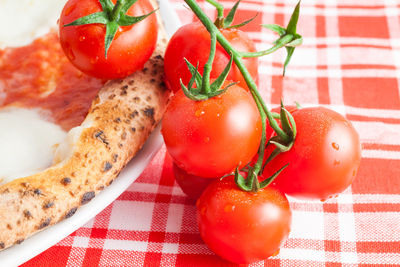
[22,0,400,266]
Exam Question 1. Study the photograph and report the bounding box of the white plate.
[0,1,181,266]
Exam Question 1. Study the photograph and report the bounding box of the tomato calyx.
[234,163,288,192]
[206,0,258,29]
[63,0,157,58]
[262,101,297,168]
[181,54,236,101]
[241,2,302,75]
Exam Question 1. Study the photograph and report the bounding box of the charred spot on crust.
[97,185,105,191]
[38,218,51,229]
[61,177,71,185]
[81,191,95,205]
[43,201,54,209]
[34,188,42,195]
[143,107,155,124]
[133,96,140,103]
[16,239,24,245]
[7,224,12,230]
[130,110,139,119]
[103,162,112,172]
[108,179,114,186]
[112,154,118,163]
[128,80,135,85]
[114,117,121,123]
[131,127,136,133]
[155,55,163,60]
[95,131,109,146]
[65,207,78,219]
[150,78,156,83]
[142,67,148,73]
[121,132,127,140]
[24,210,32,219]
[120,85,128,96]
[0,242,4,249]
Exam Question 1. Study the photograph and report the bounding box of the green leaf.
[286,34,303,47]
[286,1,300,35]
[269,137,292,152]
[283,46,295,76]
[280,102,293,137]
[224,0,241,27]
[118,9,158,26]
[99,0,114,14]
[184,59,203,89]
[262,24,286,36]
[64,12,108,27]
[210,53,233,91]
[208,82,235,98]
[180,80,209,101]
[104,21,119,58]
[234,168,251,192]
[121,0,138,13]
[259,163,288,188]
[226,14,258,29]
[275,34,294,47]
[261,146,280,173]
[285,107,297,138]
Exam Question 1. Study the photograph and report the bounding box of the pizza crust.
[0,2,170,250]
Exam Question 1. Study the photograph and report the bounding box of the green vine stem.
[183,0,301,190]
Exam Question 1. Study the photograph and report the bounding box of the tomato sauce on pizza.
[0,31,105,130]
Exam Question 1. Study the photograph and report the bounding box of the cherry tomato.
[262,107,361,200]
[197,176,291,264]
[173,163,214,200]
[164,22,258,92]
[59,0,158,79]
[161,83,262,178]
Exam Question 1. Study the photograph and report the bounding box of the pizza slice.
[0,0,170,250]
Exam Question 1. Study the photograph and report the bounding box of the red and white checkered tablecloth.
[22,0,400,266]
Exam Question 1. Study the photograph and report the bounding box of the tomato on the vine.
[173,163,214,200]
[59,0,158,79]
[161,83,261,178]
[262,107,361,200]
[164,22,258,92]
[197,176,291,264]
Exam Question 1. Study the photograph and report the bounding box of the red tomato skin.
[263,107,362,200]
[197,176,291,264]
[161,84,262,178]
[164,22,258,92]
[173,163,214,200]
[59,0,158,79]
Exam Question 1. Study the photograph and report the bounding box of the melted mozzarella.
[0,0,67,48]
[0,107,66,184]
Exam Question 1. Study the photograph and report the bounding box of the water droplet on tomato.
[204,137,210,143]
[200,206,207,215]
[79,35,86,42]
[67,49,75,61]
[271,249,280,257]
[90,56,99,64]
[224,204,235,212]
[332,142,339,150]
[195,110,205,117]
